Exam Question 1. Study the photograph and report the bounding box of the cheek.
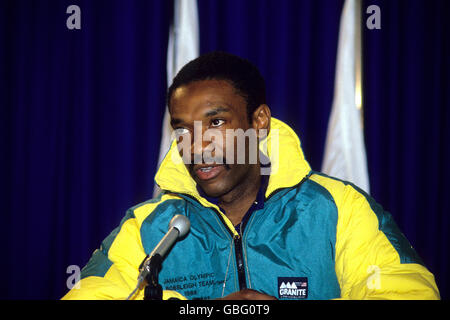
[225,135,257,165]
[212,166,244,192]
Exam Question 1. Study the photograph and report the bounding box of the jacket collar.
[154,117,311,202]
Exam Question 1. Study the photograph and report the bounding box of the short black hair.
[167,51,267,122]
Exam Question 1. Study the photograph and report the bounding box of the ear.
[252,104,271,138]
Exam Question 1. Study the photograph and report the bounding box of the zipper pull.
[234,235,247,289]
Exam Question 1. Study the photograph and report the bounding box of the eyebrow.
[170,118,183,127]
[204,106,232,117]
[170,106,232,127]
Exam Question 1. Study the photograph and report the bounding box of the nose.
[191,125,225,165]
[190,122,206,162]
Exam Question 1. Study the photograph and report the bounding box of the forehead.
[169,79,247,120]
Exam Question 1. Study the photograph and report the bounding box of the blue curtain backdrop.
[362,0,450,300]
[0,0,448,299]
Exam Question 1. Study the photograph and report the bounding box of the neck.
[218,165,261,226]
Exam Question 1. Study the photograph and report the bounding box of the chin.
[197,180,231,198]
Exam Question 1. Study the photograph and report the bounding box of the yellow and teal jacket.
[62,118,440,300]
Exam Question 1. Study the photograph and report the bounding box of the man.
[63,51,439,300]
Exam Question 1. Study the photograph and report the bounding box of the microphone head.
[169,215,190,238]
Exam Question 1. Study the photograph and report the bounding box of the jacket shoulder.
[128,192,187,228]
[309,171,425,266]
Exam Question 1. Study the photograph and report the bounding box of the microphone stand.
[143,254,163,300]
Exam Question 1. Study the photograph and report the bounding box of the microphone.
[136,214,190,289]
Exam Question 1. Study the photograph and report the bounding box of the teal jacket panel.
[138,178,341,300]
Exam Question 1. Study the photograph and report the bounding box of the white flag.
[321,0,370,193]
[154,0,199,197]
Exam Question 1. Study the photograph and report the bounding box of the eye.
[174,127,189,137]
[211,119,225,127]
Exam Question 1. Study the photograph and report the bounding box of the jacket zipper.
[233,234,247,290]
[209,206,247,290]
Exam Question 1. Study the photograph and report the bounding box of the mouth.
[194,164,226,181]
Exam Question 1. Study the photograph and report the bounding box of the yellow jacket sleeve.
[62,198,187,300]
[311,174,440,300]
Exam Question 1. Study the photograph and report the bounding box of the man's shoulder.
[308,171,349,190]
[306,171,390,227]
[304,171,372,208]
[127,192,188,226]
[309,171,369,197]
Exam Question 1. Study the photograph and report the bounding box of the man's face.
[169,79,257,198]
